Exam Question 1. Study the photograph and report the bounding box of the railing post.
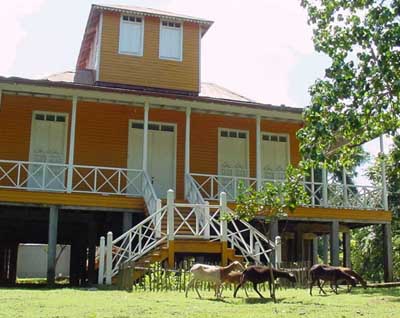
[275,236,282,267]
[220,192,228,242]
[254,242,261,264]
[204,202,210,240]
[67,96,77,193]
[167,189,175,241]
[105,231,113,285]
[342,168,348,207]
[220,192,228,266]
[256,115,262,190]
[311,168,315,206]
[322,168,328,207]
[249,228,254,255]
[98,236,105,285]
[184,107,191,198]
[380,135,389,211]
[155,199,162,238]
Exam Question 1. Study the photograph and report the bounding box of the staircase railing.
[225,207,275,264]
[99,190,276,284]
[142,171,160,215]
[99,205,168,283]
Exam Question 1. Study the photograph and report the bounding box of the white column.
[342,168,348,207]
[380,135,389,210]
[67,96,77,193]
[220,192,228,242]
[143,102,150,172]
[322,168,328,207]
[275,236,282,267]
[184,107,191,197]
[256,115,262,189]
[105,231,113,285]
[98,236,105,285]
[167,189,175,241]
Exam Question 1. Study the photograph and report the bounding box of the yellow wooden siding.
[0,95,72,162]
[99,12,200,93]
[260,119,303,165]
[223,202,391,223]
[190,112,257,177]
[0,189,144,210]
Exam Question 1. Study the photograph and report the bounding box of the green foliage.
[299,0,400,169]
[233,165,309,221]
[352,135,400,281]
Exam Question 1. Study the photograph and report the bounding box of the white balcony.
[189,172,385,211]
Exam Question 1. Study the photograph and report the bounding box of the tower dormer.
[76,4,213,95]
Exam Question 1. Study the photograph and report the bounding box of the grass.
[0,286,399,318]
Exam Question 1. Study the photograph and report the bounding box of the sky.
[0,0,391,184]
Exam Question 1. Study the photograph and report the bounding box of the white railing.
[72,165,144,196]
[142,171,160,215]
[99,190,275,284]
[99,205,168,283]
[0,159,160,216]
[0,159,68,191]
[185,173,205,204]
[226,207,275,264]
[190,172,385,211]
[190,173,257,201]
[347,185,384,210]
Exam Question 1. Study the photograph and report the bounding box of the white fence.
[0,159,144,196]
[190,172,385,210]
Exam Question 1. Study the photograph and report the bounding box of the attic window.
[159,20,182,61]
[119,15,144,56]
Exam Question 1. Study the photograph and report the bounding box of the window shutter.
[160,23,182,60]
[119,19,143,55]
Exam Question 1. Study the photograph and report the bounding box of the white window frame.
[217,128,250,178]
[29,111,69,164]
[118,14,144,57]
[261,132,291,179]
[127,120,177,192]
[159,20,183,62]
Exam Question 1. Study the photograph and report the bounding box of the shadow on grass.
[242,297,274,304]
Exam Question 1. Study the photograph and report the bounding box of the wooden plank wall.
[99,12,200,93]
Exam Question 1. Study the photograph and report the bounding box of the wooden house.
[0,4,393,285]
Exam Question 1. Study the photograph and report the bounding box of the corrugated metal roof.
[200,82,254,102]
[93,4,213,26]
[1,74,303,115]
[45,72,254,103]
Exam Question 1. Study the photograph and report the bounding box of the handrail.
[100,205,168,281]
[142,171,159,215]
[190,172,385,211]
[99,190,276,284]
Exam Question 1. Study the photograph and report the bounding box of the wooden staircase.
[115,240,245,285]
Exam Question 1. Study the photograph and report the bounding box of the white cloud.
[163,0,315,106]
[0,0,46,76]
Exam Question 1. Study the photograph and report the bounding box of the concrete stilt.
[312,237,318,265]
[47,206,59,285]
[87,222,97,285]
[269,219,279,264]
[322,235,329,264]
[122,212,133,233]
[383,223,393,282]
[343,232,351,268]
[330,221,340,266]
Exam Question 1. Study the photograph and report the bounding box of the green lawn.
[0,286,399,318]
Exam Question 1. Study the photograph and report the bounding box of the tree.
[299,0,400,169]
[351,135,400,281]
[234,165,309,221]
